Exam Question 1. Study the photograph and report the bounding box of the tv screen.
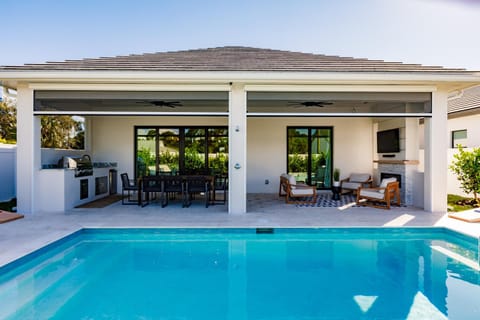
[377,128,400,153]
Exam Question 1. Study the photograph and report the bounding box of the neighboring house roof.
[0,46,470,73]
[448,85,480,117]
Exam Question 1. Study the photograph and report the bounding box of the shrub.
[450,146,480,203]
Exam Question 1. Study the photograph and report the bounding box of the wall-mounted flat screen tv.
[377,128,400,153]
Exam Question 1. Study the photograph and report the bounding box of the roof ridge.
[0,46,470,72]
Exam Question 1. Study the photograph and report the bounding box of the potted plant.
[333,168,341,187]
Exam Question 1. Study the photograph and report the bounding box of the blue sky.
[3,0,480,70]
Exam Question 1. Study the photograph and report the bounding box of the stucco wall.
[247,117,374,193]
[90,116,228,189]
[89,116,374,194]
[419,114,480,197]
[0,144,16,201]
[448,114,480,148]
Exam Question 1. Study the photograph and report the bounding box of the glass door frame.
[134,125,228,179]
[286,126,334,190]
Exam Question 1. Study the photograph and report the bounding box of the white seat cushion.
[288,175,297,186]
[349,173,370,183]
[376,177,397,194]
[290,188,315,196]
[379,177,397,188]
[359,189,385,199]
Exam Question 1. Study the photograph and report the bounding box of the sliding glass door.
[287,127,333,189]
[135,126,228,179]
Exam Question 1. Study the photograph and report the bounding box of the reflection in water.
[0,231,479,319]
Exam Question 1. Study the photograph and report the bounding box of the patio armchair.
[356,177,400,209]
[340,173,372,194]
[120,173,139,205]
[139,175,163,207]
[279,173,317,205]
[184,175,212,208]
[211,175,228,205]
[161,176,186,207]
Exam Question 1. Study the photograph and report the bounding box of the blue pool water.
[0,228,479,320]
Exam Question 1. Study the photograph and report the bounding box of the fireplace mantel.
[374,160,419,165]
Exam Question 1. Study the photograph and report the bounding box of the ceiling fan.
[136,100,183,108]
[287,101,334,108]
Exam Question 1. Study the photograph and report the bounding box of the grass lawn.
[0,198,16,212]
[448,194,479,212]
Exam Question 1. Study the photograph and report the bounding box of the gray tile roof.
[0,46,471,73]
[448,85,480,114]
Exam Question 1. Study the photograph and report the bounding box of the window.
[451,129,467,148]
[135,126,228,179]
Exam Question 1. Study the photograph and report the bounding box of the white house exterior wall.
[247,117,374,193]
[418,114,480,198]
[0,144,16,201]
[88,116,374,195]
[448,113,480,148]
[90,116,228,191]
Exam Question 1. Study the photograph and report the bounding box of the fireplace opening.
[380,173,401,188]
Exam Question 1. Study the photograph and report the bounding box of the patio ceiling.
[33,90,432,116]
[34,91,230,114]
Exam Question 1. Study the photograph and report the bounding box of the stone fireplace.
[380,172,402,188]
[375,160,419,205]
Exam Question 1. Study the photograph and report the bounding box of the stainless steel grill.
[58,155,93,177]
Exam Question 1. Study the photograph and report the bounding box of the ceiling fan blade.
[287,101,333,107]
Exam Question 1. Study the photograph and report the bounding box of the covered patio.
[2,47,480,215]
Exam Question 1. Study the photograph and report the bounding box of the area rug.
[0,210,24,224]
[296,193,358,208]
[75,194,124,208]
[448,210,480,223]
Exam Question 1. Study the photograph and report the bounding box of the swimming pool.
[0,228,479,319]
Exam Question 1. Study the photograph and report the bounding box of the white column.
[228,83,247,214]
[424,90,448,212]
[16,85,40,214]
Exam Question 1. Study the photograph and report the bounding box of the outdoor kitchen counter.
[38,164,117,212]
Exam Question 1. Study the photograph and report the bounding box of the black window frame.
[134,125,228,179]
[451,129,467,148]
[286,126,334,189]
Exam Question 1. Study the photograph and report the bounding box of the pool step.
[0,242,119,319]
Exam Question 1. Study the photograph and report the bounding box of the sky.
[2,0,480,70]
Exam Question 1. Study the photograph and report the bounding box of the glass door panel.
[311,129,332,188]
[158,128,179,175]
[208,139,228,176]
[136,128,157,178]
[184,128,206,174]
[287,128,309,183]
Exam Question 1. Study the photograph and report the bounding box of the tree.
[0,101,17,143]
[41,116,85,149]
[450,146,480,203]
[0,99,84,148]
